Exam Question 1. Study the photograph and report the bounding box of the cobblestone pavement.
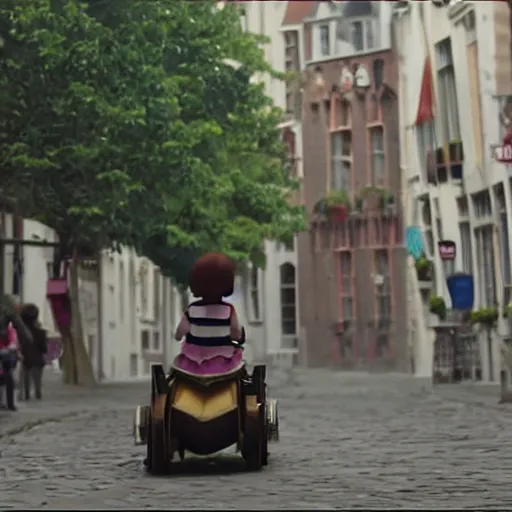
[2,369,512,509]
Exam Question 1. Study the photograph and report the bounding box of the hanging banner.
[438,240,456,261]
[405,226,425,260]
[446,273,474,310]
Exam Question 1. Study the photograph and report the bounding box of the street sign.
[438,240,456,261]
[492,144,512,164]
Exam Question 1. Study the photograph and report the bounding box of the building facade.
[234,0,302,369]
[296,1,408,370]
[397,0,512,381]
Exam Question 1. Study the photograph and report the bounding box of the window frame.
[319,24,330,57]
[435,38,460,142]
[330,128,352,192]
[374,249,392,323]
[349,17,379,53]
[279,263,297,336]
[368,124,385,186]
[338,250,354,322]
[416,120,436,184]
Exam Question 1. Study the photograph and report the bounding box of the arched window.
[280,263,296,335]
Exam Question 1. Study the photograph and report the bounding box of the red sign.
[494,144,512,164]
[438,240,456,261]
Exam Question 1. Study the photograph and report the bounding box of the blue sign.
[405,226,425,260]
[446,273,474,310]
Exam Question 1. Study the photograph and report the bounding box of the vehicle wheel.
[261,389,269,465]
[146,413,169,475]
[243,409,264,470]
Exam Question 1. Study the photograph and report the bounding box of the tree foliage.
[0,0,306,286]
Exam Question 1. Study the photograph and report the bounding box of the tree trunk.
[63,250,96,386]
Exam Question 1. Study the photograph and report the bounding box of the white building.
[1,214,180,382]
[396,0,512,381]
[235,1,302,369]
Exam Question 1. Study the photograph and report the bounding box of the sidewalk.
[0,370,148,438]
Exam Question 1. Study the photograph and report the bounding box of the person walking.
[0,322,20,411]
[18,304,47,401]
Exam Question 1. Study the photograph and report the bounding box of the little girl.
[173,252,244,376]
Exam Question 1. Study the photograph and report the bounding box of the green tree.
[0,0,305,383]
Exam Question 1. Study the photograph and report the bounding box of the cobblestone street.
[2,369,512,509]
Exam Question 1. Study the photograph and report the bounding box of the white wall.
[242,0,300,366]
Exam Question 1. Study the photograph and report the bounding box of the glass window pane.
[351,21,363,51]
[280,287,296,306]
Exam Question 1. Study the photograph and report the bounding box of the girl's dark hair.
[189,252,235,302]
[20,303,39,326]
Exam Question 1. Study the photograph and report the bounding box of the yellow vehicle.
[133,359,279,474]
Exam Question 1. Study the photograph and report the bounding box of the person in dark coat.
[18,303,47,400]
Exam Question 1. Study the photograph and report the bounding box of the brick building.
[291,1,408,369]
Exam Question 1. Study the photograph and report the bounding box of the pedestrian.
[0,322,20,411]
[18,303,47,401]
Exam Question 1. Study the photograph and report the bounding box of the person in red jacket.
[0,322,19,411]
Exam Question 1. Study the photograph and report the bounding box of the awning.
[415,57,435,126]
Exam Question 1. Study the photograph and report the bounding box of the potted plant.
[415,255,433,281]
[326,189,351,223]
[429,295,447,322]
[354,196,363,212]
[470,307,499,329]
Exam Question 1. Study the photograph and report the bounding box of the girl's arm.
[230,309,242,341]
[174,314,190,341]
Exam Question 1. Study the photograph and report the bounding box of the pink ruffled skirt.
[173,342,243,376]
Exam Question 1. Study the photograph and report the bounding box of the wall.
[397,1,506,381]
[242,0,300,367]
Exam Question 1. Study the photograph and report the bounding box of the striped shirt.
[185,301,233,347]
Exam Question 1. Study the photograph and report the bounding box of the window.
[375,249,392,321]
[370,126,384,185]
[240,7,247,32]
[285,31,300,116]
[320,25,330,56]
[141,330,150,351]
[340,251,353,320]
[459,222,473,273]
[153,331,160,351]
[331,130,352,190]
[475,225,496,306]
[280,263,296,335]
[334,97,351,127]
[153,268,160,322]
[139,262,148,316]
[416,121,436,182]
[500,211,511,305]
[436,39,460,141]
[119,262,125,322]
[497,183,511,304]
[351,21,364,51]
[350,19,378,52]
[249,266,261,321]
[472,190,492,219]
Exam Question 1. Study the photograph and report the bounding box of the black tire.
[243,411,264,471]
[146,413,169,475]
